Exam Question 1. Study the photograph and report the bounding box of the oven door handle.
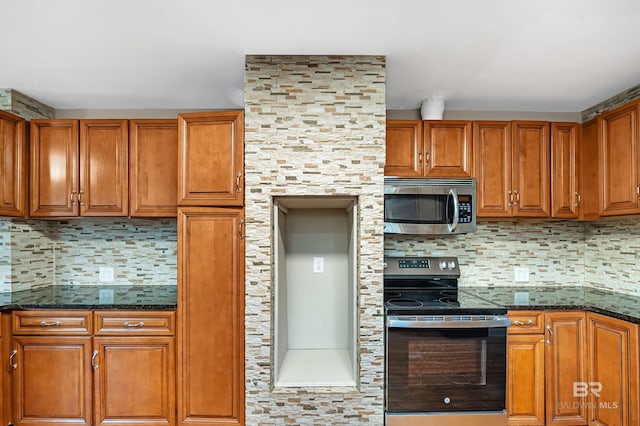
[387,315,511,329]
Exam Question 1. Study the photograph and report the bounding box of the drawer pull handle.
[514,320,534,326]
[9,349,17,370]
[40,321,61,327]
[91,350,99,370]
[123,321,144,328]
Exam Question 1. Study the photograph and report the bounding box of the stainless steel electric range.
[384,256,510,426]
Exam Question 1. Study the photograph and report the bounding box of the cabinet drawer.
[94,311,175,335]
[12,310,92,335]
[507,310,544,334]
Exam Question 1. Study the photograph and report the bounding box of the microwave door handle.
[448,189,459,232]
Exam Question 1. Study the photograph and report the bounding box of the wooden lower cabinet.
[177,207,245,426]
[12,336,93,426]
[587,313,639,426]
[507,311,546,425]
[93,336,175,426]
[507,334,545,425]
[545,311,588,426]
[10,310,176,426]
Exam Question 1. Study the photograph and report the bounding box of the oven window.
[386,327,506,412]
[408,338,486,386]
[384,194,447,224]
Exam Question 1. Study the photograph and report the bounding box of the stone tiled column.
[244,55,386,425]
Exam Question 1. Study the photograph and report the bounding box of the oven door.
[386,315,508,413]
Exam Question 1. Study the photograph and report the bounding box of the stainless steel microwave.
[384,178,476,235]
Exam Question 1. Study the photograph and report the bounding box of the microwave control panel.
[457,195,473,223]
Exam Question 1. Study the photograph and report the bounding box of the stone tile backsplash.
[385,219,640,296]
[5,218,177,292]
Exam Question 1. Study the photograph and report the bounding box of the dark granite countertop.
[461,286,640,325]
[0,285,177,310]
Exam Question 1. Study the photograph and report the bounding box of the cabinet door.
[385,120,422,177]
[599,103,640,215]
[129,119,178,217]
[587,313,639,426]
[579,119,600,220]
[423,120,473,177]
[177,208,244,426]
[551,123,579,219]
[474,121,512,217]
[93,336,176,426]
[0,111,28,216]
[545,311,587,426]
[178,111,244,206]
[12,336,92,426]
[507,335,545,426]
[512,121,550,217]
[80,119,128,216]
[30,119,79,217]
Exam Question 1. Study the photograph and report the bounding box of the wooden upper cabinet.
[178,111,244,206]
[587,313,639,426]
[579,119,600,220]
[384,120,422,177]
[80,120,128,216]
[550,123,580,219]
[474,121,512,217]
[30,119,80,217]
[129,119,178,217]
[0,111,28,217]
[512,121,550,217]
[385,120,472,178]
[599,102,640,216]
[31,119,128,217]
[423,120,473,177]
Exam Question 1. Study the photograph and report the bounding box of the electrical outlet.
[514,267,529,282]
[99,289,114,304]
[99,267,114,282]
[313,257,325,273]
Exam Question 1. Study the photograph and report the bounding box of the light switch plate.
[313,257,325,273]
[99,267,114,282]
[514,291,530,305]
[99,289,114,304]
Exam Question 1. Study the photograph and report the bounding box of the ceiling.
[4,0,640,112]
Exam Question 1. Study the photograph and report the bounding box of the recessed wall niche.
[273,196,358,387]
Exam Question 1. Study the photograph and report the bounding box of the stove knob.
[447,261,456,270]
[444,397,451,404]
[383,261,388,269]
[439,261,447,270]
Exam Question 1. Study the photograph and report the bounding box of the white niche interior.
[273,196,358,387]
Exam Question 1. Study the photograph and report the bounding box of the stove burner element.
[387,298,423,308]
[436,296,461,307]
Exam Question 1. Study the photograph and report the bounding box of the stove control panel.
[384,256,460,278]
[398,259,429,268]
